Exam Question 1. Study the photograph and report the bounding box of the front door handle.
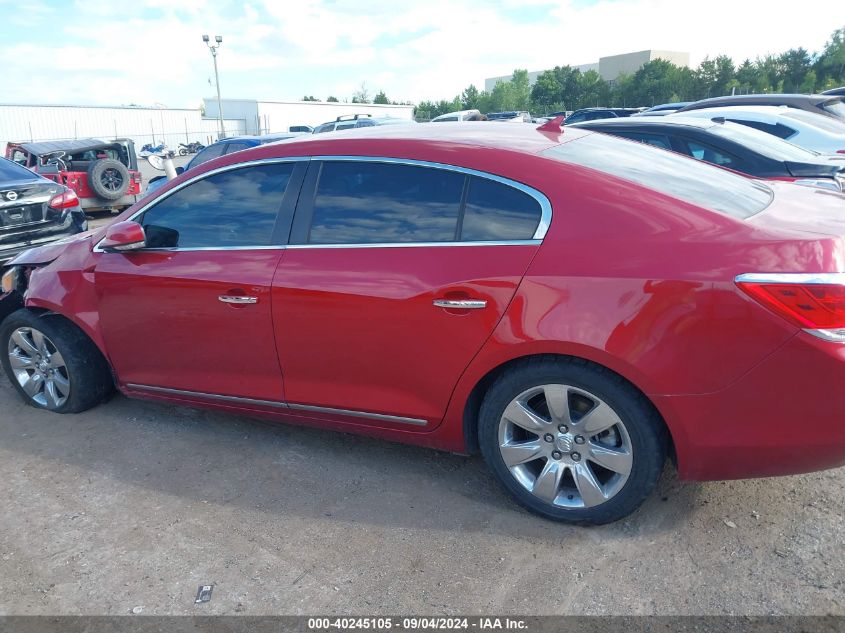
[433,299,487,309]
[219,295,258,305]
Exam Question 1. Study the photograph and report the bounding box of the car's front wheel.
[1,309,113,413]
[479,358,667,525]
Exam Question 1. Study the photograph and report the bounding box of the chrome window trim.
[126,383,428,426]
[94,154,552,253]
[735,272,845,285]
[309,155,552,241]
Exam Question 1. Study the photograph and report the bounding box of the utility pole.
[203,34,226,140]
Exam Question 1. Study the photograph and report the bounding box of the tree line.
[414,26,845,120]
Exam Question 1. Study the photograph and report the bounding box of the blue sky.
[0,0,839,108]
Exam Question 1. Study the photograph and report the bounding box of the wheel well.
[461,353,676,463]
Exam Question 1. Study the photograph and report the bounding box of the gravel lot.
[0,374,843,616]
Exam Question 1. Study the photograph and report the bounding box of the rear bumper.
[0,214,86,263]
[79,193,139,212]
[657,332,845,481]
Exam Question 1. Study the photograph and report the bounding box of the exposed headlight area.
[1,266,19,295]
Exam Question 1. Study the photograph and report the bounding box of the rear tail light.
[48,189,79,209]
[736,273,845,342]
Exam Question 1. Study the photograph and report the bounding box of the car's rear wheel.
[1,310,113,413]
[478,358,667,525]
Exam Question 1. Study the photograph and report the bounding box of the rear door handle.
[219,295,258,305]
[433,299,487,309]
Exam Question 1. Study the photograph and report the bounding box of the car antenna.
[537,115,565,133]
[711,116,726,124]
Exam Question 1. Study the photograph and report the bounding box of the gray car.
[677,93,845,121]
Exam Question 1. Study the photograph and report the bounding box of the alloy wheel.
[7,327,71,409]
[497,384,633,508]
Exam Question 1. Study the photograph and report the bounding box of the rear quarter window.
[0,156,39,181]
[542,133,772,219]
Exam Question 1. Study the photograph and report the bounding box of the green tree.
[735,59,756,94]
[461,84,480,110]
[327,96,339,102]
[815,27,845,88]
[779,48,812,92]
[351,83,371,104]
[373,90,390,104]
[302,95,318,101]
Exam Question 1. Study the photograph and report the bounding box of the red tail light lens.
[48,190,79,209]
[737,274,845,341]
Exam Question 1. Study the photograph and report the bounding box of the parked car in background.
[0,157,87,262]
[313,114,416,133]
[572,116,845,191]
[564,108,644,124]
[677,94,845,122]
[144,132,306,196]
[430,110,482,122]
[634,102,693,116]
[289,125,314,133]
[671,106,845,154]
[822,87,845,97]
[4,123,845,525]
[5,138,141,213]
[487,111,532,122]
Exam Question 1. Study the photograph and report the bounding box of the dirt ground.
[0,372,842,616]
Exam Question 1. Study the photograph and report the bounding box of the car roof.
[681,93,841,110]
[14,138,111,155]
[215,122,589,160]
[572,116,716,130]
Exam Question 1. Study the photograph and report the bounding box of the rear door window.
[137,163,294,248]
[223,142,253,154]
[305,161,464,244]
[543,133,772,219]
[680,139,741,169]
[614,132,672,150]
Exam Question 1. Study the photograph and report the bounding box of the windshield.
[709,122,819,161]
[783,109,845,134]
[542,133,773,219]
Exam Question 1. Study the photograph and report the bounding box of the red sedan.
[2,123,845,524]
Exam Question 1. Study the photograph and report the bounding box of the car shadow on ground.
[0,385,715,539]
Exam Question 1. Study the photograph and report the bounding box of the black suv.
[571,116,845,191]
[564,108,644,124]
[0,157,88,262]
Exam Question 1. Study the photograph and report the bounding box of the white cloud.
[0,0,840,107]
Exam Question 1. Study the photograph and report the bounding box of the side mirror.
[100,221,146,252]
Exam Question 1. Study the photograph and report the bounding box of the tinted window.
[710,122,818,160]
[356,119,376,127]
[308,161,464,244]
[336,121,357,130]
[542,133,772,219]
[138,163,294,248]
[189,143,226,168]
[461,177,541,241]
[681,139,739,168]
[0,156,39,180]
[616,132,672,150]
[314,123,335,134]
[732,120,796,140]
[224,142,253,154]
[433,116,458,122]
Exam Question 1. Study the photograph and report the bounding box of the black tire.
[478,357,667,525]
[87,159,130,201]
[0,309,114,413]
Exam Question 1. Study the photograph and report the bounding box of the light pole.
[203,34,225,140]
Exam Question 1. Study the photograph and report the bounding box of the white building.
[484,50,690,91]
[0,103,245,153]
[202,98,415,134]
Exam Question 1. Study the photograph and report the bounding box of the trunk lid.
[0,179,62,231]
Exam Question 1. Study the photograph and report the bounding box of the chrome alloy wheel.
[7,327,70,409]
[497,384,633,508]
